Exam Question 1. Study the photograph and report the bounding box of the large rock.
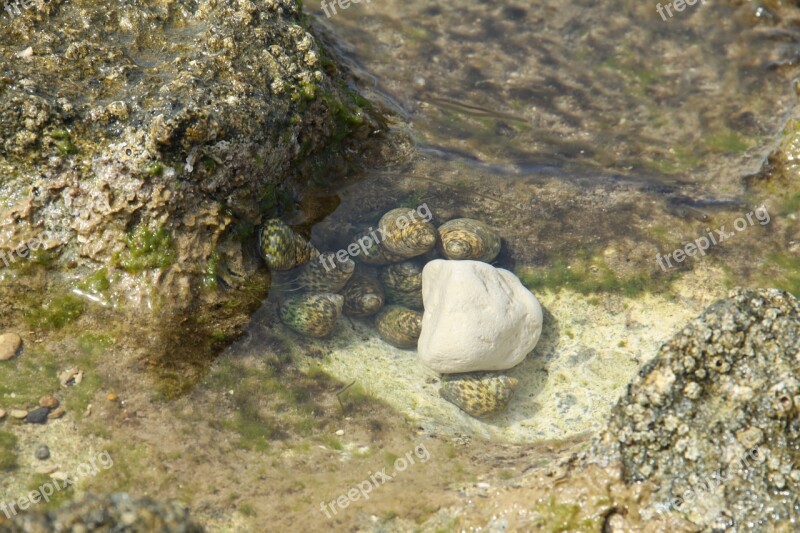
[417,260,542,373]
[594,288,800,529]
[0,0,387,393]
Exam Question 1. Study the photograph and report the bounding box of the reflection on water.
[314,0,796,187]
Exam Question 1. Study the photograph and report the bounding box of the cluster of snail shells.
[259,220,350,339]
[259,210,502,347]
[343,208,502,350]
[259,212,516,419]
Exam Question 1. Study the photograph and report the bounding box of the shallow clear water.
[3,0,800,530]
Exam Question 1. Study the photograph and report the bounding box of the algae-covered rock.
[595,288,800,530]
[0,0,384,390]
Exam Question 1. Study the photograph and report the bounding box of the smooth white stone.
[418,260,543,373]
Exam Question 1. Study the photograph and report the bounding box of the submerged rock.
[3,492,203,532]
[595,288,800,530]
[0,333,22,361]
[418,260,543,373]
[25,407,50,424]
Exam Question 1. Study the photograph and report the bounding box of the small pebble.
[48,407,66,420]
[10,409,27,419]
[335,429,344,436]
[0,332,22,361]
[39,394,59,409]
[35,444,50,460]
[25,407,50,424]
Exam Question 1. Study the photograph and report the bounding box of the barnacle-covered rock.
[374,305,422,349]
[258,219,319,271]
[342,275,385,318]
[378,207,437,258]
[439,372,519,418]
[380,261,423,309]
[295,252,354,293]
[438,218,501,263]
[595,288,800,529]
[278,293,343,338]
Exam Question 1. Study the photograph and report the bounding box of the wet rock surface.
[0,0,385,385]
[595,288,800,530]
[2,493,203,532]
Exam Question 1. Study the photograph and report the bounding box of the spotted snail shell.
[437,218,501,263]
[374,305,423,349]
[258,219,319,271]
[439,372,519,418]
[378,208,437,259]
[279,293,343,338]
[295,252,355,293]
[380,262,423,310]
[342,275,385,318]
[350,228,407,266]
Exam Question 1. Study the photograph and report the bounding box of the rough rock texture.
[418,260,542,373]
[2,492,203,532]
[595,288,800,530]
[0,0,386,388]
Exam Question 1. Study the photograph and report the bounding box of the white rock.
[418,260,543,373]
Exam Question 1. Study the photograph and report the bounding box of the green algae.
[48,129,77,156]
[531,497,601,532]
[26,294,85,330]
[258,184,295,216]
[203,252,221,290]
[779,191,800,215]
[706,129,750,154]
[77,333,114,356]
[201,358,386,452]
[334,382,373,413]
[434,518,462,533]
[320,435,344,451]
[150,273,270,399]
[145,162,164,176]
[0,430,18,471]
[26,473,74,509]
[238,503,257,517]
[323,91,367,144]
[78,268,111,293]
[518,253,674,297]
[753,252,800,298]
[646,145,704,175]
[112,225,175,273]
[0,348,60,406]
